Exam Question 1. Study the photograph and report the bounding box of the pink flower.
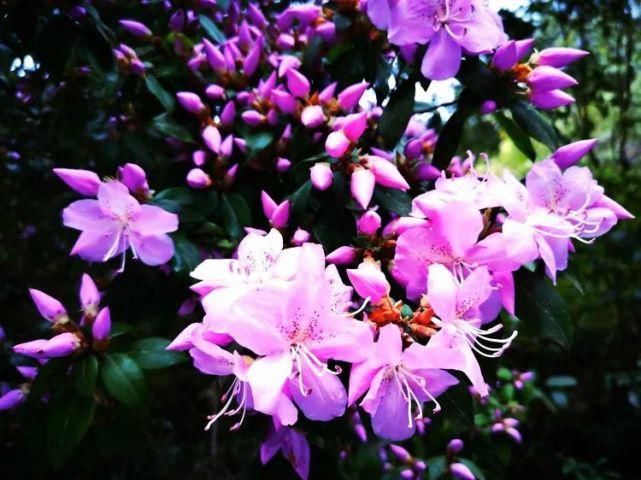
[347,260,390,304]
[261,424,310,480]
[62,181,178,268]
[348,325,457,440]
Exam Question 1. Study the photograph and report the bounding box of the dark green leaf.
[378,78,417,148]
[220,193,251,239]
[495,112,537,160]
[47,391,95,467]
[245,131,274,156]
[373,186,412,216]
[145,75,175,112]
[74,355,99,397]
[29,357,71,402]
[172,234,202,273]
[199,14,226,44]
[288,181,312,220]
[110,322,133,338]
[427,456,447,479]
[515,269,573,350]
[510,100,559,151]
[151,113,194,143]
[129,337,186,369]
[101,353,147,407]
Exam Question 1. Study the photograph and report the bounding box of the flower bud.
[270,201,290,229]
[318,82,337,104]
[447,438,464,454]
[53,168,101,196]
[347,261,390,304]
[119,20,152,39]
[357,210,381,236]
[342,112,368,142]
[202,39,227,71]
[338,81,369,111]
[351,168,376,209]
[325,131,351,158]
[533,47,589,68]
[550,138,598,169]
[169,9,185,32]
[177,92,207,115]
[243,41,262,77]
[301,105,325,128]
[310,163,333,191]
[450,463,475,480]
[480,100,498,115]
[92,307,111,341]
[187,168,212,189]
[291,228,311,246]
[400,469,414,479]
[79,274,100,317]
[16,366,38,380]
[192,150,208,166]
[247,3,268,28]
[492,40,517,71]
[202,125,222,153]
[286,69,310,98]
[414,460,427,472]
[273,157,290,173]
[367,155,409,190]
[118,163,150,196]
[220,101,236,127]
[389,444,412,463]
[530,89,575,110]
[326,246,357,265]
[241,110,264,126]
[527,66,578,91]
[14,333,80,359]
[205,84,225,100]
[0,389,26,411]
[29,289,67,323]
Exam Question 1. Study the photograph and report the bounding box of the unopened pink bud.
[187,168,212,189]
[205,84,225,100]
[44,333,81,357]
[224,164,239,187]
[169,9,185,32]
[357,210,381,236]
[92,307,111,341]
[177,92,207,115]
[326,246,358,265]
[118,163,149,196]
[241,110,264,126]
[286,69,310,98]
[450,463,475,480]
[447,438,464,453]
[270,201,290,229]
[291,228,311,246]
[342,112,368,142]
[338,81,369,111]
[530,89,575,110]
[515,38,535,60]
[276,157,292,173]
[389,444,412,462]
[261,191,278,220]
[318,82,337,104]
[243,41,262,77]
[202,39,227,71]
[53,168,101,196]
[310,163,333,190]
[316,21,336,41]
[382,217,429,237]
[347,261,389,304]
[272,89,298,114]
[119,20,152,39]
[301,105,325,128]
[325,130,351,158]
[367,155,409,190]
[220,101,236,127]
[202,125,222,153]
[79,274,100,315]
[192,150,208,166]
[247,3,268,28]
[400,469,414,479]
[533,47,589,68]
[0,389,25,411]
[492,40,518,71]
[480,100,498,115]
[527,66,578,91]
[29,289,67,323]
[16,366,38,380]
[551,138,598,169]
[351,168,376,209]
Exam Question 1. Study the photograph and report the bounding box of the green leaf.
[29,358,71,402]
[199,14,226,44]
[510,100,559,151]
[495,112,537,160]
[373,186,412,216]
[145,75,175,112]
[129,337,186,370]
[101,354,147,407]
[74,355,99,397]
[433,89,482,169]
[151,113,194,143]
[47,391,95,467]
[514,269,573,350]
[427,456,447,479]
[288,181,312,220]
[110,322,133,338]
[245,131,274,156]
[378,77,417,148]
[220,193,251,239]
[172,234,202,273]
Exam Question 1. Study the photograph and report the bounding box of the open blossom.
[499,158,632,281]
[348,325,458,440]
[387,0,506,80]
[62,181,178,269]
[421,264,517,396]
[220,244,373,423]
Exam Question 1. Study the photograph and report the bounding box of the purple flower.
[14,332,81,359]
[0,389,26,411]
[62,181,178,268]
[29,288,68,323]
[177,92,207,115]
[119,20,152,39]
[118,163,150,198]
[79,273,100,318]
[310,163,333,191]
[53,168,101,196]
[348,325,457,440]
[347,260,390,304]
[92,307,112,341]
[260,424,310,480]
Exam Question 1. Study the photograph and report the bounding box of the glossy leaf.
[101,353,147,407]
[145,75,175,112]
[510,100,559,151]
[378,77,418,148]
[47,391,95,466]
[129,337,187,369]
[74,355,99,397]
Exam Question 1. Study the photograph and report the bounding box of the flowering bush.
[0,1,635,479]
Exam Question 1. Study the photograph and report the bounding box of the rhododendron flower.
[62,181,178,269]
[223,244,373,423]
[388,0,505,80]
[261,424,310,480]
[422,264,517,396]
[348,325,457,440]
